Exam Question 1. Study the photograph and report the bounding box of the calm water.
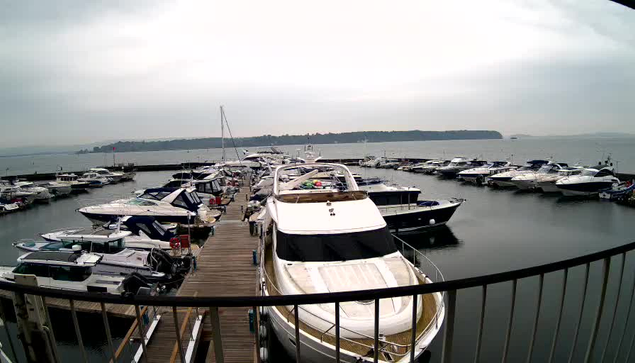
[2,137,635,175]
[0,163,634,361]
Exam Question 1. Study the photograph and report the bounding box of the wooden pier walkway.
[143,186,259,363]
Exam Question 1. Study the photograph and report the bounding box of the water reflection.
[395,225,460,250]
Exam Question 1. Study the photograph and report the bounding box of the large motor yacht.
[487,160,549,188]
[555,167,620,197]
[90,168,125,183]
[56,173,91,192]
[259,163,445,363]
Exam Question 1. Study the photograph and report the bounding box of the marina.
[0,142,635,362]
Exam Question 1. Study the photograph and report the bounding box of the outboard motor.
[123,272,154,295]
[149,249,176,275]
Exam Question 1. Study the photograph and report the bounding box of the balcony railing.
[0,240,634,363]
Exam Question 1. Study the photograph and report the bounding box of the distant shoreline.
[83,130,503,154]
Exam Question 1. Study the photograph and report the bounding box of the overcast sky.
[1,0,634,147]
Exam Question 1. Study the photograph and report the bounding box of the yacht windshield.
[276,227,397,262]
[581,169,597,176]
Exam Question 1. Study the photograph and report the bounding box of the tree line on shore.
[87,130,503,153]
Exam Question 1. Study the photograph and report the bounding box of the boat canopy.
[122,216,175,241]
[276,227,397,262]
[138,187,202,212]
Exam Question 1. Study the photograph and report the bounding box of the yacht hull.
[381,201,462,233]
[556,182,615,197]
[265,290,444,363]
[537,181,560,193]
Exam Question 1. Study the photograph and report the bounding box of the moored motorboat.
[509,162,570,190]
[78,172,110,187]
[90,168,125,183]
[437,158,485,178]
[56,173,91,192]
[487,160,549,188]
[458,161,516,185]
[11,181,52,203]
[535,167,584,193]
[41,181,73,197]
[259,163,445,363]
[556,167,620,197]
[0,251,158,294]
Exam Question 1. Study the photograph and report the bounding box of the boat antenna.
[220,106,226,162]
[220,107,243,166]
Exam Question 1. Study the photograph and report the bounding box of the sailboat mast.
[221,105,226,162]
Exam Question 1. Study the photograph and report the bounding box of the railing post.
[209,306,224,363]
[100,302,117,363]
[601,253,626,362]
[569,263,591,363]
[69,299,89,363]
[583,257,611,363]
[410,293,418,363]
[441,290,457,363]
[474,285,487,363]
[134,304,148,363]
[294,304,301,363]
[613,266,635,363]
[172,306,185,363]
[335,302,341,363]
[526,274,544,363]
[548,268,569,363]
[374,298,380,363]
[501,279,518,363]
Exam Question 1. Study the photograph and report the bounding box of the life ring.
[169,237,181,250]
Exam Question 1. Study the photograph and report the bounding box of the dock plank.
[144,186,258,363]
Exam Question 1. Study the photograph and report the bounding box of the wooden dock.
[143,186,259,363]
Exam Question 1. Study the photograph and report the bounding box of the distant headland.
[82,130,503,154]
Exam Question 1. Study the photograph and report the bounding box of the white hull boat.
[556,167,620,197]
[259,163,445,363]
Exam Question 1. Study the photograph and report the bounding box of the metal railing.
[0,240,634,363]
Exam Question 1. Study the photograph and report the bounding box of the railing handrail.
[2,240,634,307]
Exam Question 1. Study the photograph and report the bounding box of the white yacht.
[457,161,516,184]
[437,158,485,178]
[556,167,620,197]
[509,162,570,190]
[56,173,91,192]
[0,184,36,206]
[0,251,155,294]
[78,172,111,187]
[11,181,52,203]
[39,216,174,250]
[487,160,549,188]
[90,168,124,183]
[411,160,444,174]
[260,163,445,362]
[78,187,219,225]
[41,181,72,197]
[535,167,584,193]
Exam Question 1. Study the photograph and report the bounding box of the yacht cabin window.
[13,263,91,281]
[276,227,397,262]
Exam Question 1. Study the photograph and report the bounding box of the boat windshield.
[581,169,598,176]
[127,199,158,206]
[276,227,398,262]
[537,165,554,174]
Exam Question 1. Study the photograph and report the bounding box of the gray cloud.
[1,0,634,147]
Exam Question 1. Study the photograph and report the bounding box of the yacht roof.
[272,197,386,235]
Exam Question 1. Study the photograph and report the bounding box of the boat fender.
[259,347,269,362]
[259,325,267,341]
[429,219,436,225]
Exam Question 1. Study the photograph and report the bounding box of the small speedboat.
[487,160,549,188]
[90,168,125,183]
[599,181,635,201]
[0,202,20,214]
[40,216,175,249]
[0,251,159,294]
[556,167,620,197]
[437,158,486,178]
[78,172,111,187]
